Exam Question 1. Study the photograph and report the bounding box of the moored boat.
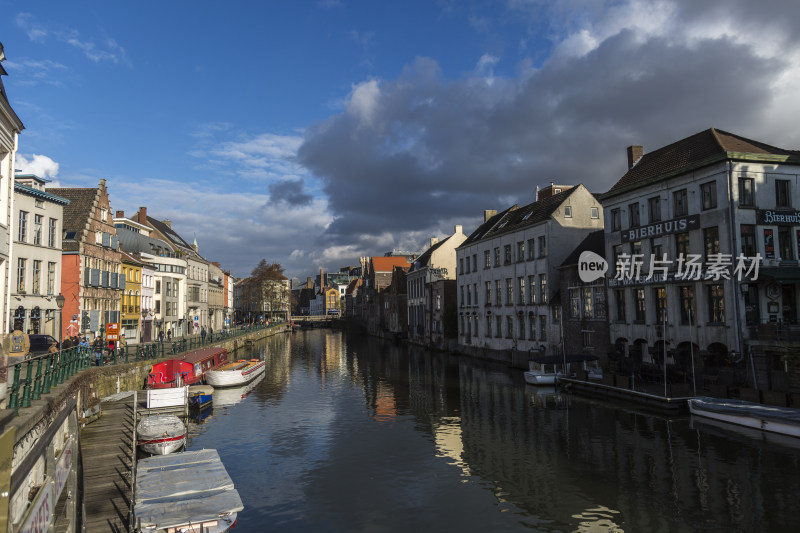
[137,414,186,455]
[205,359,266,388]
[134,449,242,532]
[688,396,800,439]
[147,347,229,388]
[524,356,563,386]
[188,384,214,410]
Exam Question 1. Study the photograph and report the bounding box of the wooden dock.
[80,397,134,532]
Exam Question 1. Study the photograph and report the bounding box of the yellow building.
[120,251,144,343]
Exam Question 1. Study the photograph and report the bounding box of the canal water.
[186,329,800,532]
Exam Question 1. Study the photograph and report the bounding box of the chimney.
[137,207,148,224]
[627,145,643,170]
[535,185,540,201]
[429,237,439,248]
[162,219,172,228]
[115,210,124,218]
[484,210,497,222]
[306,277,313,288]
[454,224,463,234]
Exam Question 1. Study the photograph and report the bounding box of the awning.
[758,267,800,285]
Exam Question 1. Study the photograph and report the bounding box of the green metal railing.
[4,323,275,416]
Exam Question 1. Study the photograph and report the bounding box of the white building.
[456,184,604,365]
[602,128,800,392]
[407,225,466,346]
[10,174,68,336]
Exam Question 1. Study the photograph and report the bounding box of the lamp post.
[55,293,65,382]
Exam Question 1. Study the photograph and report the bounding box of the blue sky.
[3,0,800,282]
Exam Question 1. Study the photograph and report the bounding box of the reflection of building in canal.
[455,360,796,531]
[432,417,470,477]
[374,382,397,422]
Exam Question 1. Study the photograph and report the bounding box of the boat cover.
[690,397,800,425]
[134,449,243,529]
[137,415,186,440]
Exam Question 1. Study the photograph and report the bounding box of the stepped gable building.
[456,184,604,366]
[407,225,466,348]
[556,230,611,363]
[11,174,69,336]
[360,256,411,335]
[49,180,123,339]
[601,128,800,396]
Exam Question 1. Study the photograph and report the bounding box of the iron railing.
[4,323,274,416]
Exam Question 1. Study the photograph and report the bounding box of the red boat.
[147,347,229,388]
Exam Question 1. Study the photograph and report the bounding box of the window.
[504,245,512,264]
[634,288,646,322]
[570,288,580,318]
[506,316,513,338]
[629,203,640,227]
[484,250,491,269]
[32,260,41,294]
[613,244,623,274]
[582,331,594,349]
[48,218,57,247]
[538,236,547,257]
[564,206,572,217]
[17,258,26,293]
[460,258,464,274]
[472,254,477,272]
[676,232,690,258]
[466,285,471,306]
[611,209,621,231]
[47,262,56,295]
[529,315,536,340]
[648,197,661,223]
[591,207,600,219]
[518,277,525,305]
[101,208,107,222]
[739,177,754,207]
[506,278,513,305]
[582,287,593,318]
[539,274,547,303]
[486,316,492,337]
[494,247,500,267]
[155,280,161,294]
[741,225,756,257]
[779,226,794,260]
[594,287,607,318]
[485,281,491,305]
[701,181,717,210]
[679,286,695,325]
[517,242,525,262]
[496,316,502,337]
[527,238,535,260]
[495,280,502,305]
[18,211,28,242]
[654,287,667,323]
[539,315,547,341]
[776,179,791,208]
[615,290,626,322]
[704,226,719,260]
[631,240,642,259]
[651,239,663,260]
[529,275,536,304]
[708,284,725,323]
[518,315,526,340]
[33,214,42,245]
[673,189,688,217]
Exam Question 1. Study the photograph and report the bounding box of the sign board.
[146,386,188,408]
[106,322,120,341]
[757,209,800,225]
[19,481,53,533]
[621,214,700,243]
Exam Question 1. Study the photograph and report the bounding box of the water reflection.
[184,329,800,532]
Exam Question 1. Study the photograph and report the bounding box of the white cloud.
[346,79,381,126]
[15,153,59,178]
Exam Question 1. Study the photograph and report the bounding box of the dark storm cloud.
[268,178,313,206]
[298,14,793,247]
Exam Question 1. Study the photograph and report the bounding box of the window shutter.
[90,310,100,332]
[101,271,110,288]
[111,236,119,250]
[102,232,111,247]
[84,268,90,287]
[120,275,126,291]
[110,273,118,289]
[91,269,100,286]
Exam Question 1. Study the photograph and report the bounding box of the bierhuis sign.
[757,209,800,225]
[621,214,700,243]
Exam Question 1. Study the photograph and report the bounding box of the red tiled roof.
[607,128,800,196]
[371,256,410,272]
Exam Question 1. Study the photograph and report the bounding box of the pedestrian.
[167,329,172,341]
[158,330,164,343]
[92,336,104,366]
[200,326,207,343]
[119,334,127,357]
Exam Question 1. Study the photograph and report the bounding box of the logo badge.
[578,251,608,283]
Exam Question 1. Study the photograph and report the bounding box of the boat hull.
[688,397,800,439]
[524,371,558,386]
[206,360,266,388]
[137,414,187,455]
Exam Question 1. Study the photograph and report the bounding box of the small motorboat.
[524,357,563,386]
[137,414,186,455]
[688,396,800,439]
[205,359,266,388]
[188,384,214,410]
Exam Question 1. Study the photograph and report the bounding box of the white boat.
[205,359,266,388]
[524,357,563,385]
[137,414,187,455]
[688,396,800,439]
[213,373,264,408]
[134,449,242,533]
